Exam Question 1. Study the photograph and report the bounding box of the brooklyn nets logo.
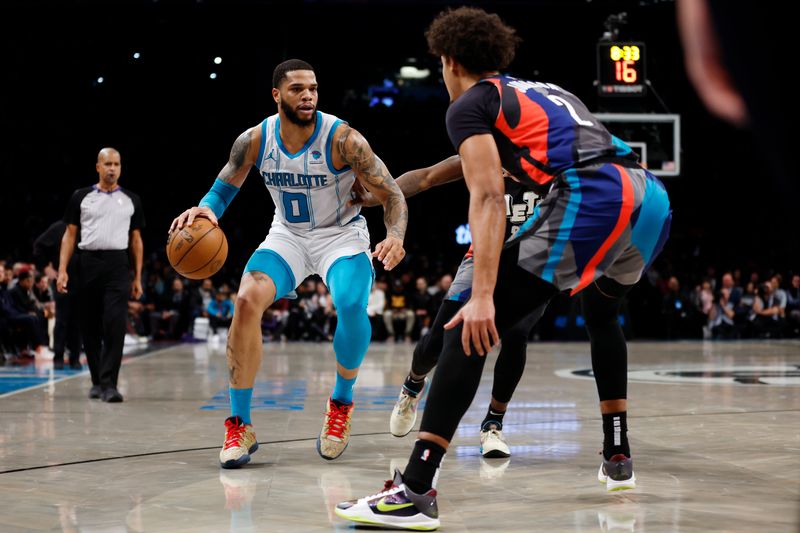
[555,365,800,386]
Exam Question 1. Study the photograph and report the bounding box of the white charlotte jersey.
[254,111,361,231]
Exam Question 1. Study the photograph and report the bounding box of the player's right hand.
[443,295,499,357]
[169,206,218,233]
[56,271,68,294]
[373,236,405,271]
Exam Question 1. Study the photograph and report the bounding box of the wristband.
[198,178,240,219]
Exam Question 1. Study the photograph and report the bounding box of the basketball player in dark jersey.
[353,156,545,458]
[337,7,671,530]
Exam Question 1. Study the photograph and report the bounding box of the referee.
[57,147,144,403]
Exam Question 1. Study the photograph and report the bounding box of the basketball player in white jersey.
[170,59,408,467]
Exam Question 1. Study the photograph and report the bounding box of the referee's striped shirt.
[64,185,145,250]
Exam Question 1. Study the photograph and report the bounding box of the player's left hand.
[373,236,405,270]
[444,295,499,356]
[131,278,143,300]
[348,180,380,208]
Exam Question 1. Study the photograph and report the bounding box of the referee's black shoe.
[101,387,124,403]
[89,385,103,399]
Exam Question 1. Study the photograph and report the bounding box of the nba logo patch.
[421,449,430,461]
[310,150,323,164]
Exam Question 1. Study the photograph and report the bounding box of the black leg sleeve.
[580,276,632,402]
[410,299,464,377]
[419,245,558,442]
[491,304,545,404]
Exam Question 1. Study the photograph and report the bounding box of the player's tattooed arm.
[218,128,259,187]
[350,155,467,208]
[337,125,407,270]
[337,126,407,240]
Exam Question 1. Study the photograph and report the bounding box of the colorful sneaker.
[479,422,510,458]
[390,380,426,437]
[335,469,440,531]
[219,416,258,469]
[597,454,636,491]
[317,397,354,460]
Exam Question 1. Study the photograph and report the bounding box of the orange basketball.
[166,218,228,280]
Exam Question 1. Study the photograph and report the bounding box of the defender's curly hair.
[425,7,521,74]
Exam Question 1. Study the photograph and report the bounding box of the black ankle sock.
[602,411,630,460]
[403,440,446,494]
[403,374,426,397]
[481,406,506,431]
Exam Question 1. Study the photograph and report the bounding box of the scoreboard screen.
[597,42,646,96]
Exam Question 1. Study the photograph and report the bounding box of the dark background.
[1,0,795,336]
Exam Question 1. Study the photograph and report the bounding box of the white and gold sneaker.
[219,416,258,469]
[317,397,354,460]
[390,380,426,437]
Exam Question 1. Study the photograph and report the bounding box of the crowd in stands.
[3,251,798,365]
[658,270,800,340]
[0,262,56,362]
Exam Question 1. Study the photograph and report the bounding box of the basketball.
[166,217,228,280]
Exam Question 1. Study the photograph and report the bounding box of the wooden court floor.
[1,339,798,532]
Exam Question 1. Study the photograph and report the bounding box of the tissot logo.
[556,365,800,386]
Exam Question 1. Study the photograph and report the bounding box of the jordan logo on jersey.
[266,149,276,162]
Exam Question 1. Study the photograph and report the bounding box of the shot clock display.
[597,42,646,96]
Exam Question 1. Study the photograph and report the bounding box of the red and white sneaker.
[317,397,354,460]
[219,416,258,469]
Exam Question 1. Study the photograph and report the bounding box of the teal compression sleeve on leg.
[327,253,373,404]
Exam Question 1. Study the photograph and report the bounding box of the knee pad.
[328,253,372,314]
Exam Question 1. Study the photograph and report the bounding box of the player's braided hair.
[425,7,520,74]
[272,59,315,89]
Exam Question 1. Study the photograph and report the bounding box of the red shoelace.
[224,420,246,449]
[325,401,352,439]
[364,479,398,501]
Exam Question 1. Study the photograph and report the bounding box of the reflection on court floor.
[0,340,797,532]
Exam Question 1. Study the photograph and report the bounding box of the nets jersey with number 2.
[254,111,361,231]
[446,75,638,197]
